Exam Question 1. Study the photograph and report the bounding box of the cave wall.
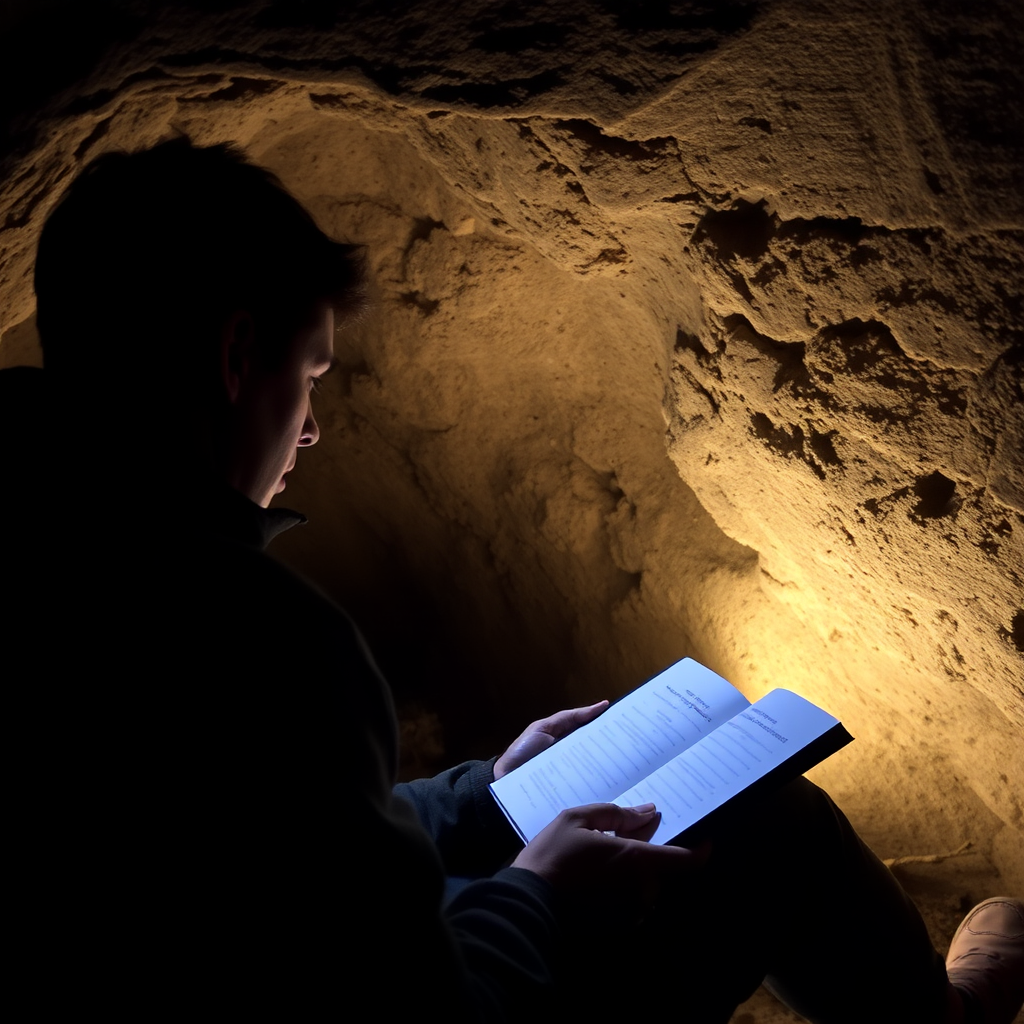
[1,0,1021,889]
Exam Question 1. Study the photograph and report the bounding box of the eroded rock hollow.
[2,0,1021,917]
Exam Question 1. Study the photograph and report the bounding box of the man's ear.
[220,310,256,404]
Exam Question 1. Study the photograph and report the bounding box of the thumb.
[556,699,610,734]
[508,730,557,763]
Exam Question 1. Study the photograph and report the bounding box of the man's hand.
[511,803,709,911]
[493,701,609,780]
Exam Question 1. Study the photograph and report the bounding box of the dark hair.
[35,137,364,390]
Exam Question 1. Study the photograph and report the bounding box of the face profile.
[223,303,336,508]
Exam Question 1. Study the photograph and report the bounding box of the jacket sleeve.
[393,759,523,876]
[338,648,562,1021]
[165,552,565,1022]
[361,783,561,1022]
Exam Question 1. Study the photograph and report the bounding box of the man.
[5,139,1021,1021]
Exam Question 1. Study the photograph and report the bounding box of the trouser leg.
[615,778,950,1023]
[758,780,949,1023]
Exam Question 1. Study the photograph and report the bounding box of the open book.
[490,658,852,846]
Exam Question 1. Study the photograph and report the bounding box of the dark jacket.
[3,366,559,1019]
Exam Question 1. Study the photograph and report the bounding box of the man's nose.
[299,402,320,447]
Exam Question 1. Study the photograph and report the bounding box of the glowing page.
[612,688,845,844]
[490,661,852,846]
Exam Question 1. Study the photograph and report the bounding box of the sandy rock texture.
[2,0,1022,989]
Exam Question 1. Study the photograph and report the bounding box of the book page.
[490,659,749,843]
[612,688,841,844]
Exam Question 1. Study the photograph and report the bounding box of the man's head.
[34,138,363,504]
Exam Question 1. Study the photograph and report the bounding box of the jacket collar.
[206,484,307,551]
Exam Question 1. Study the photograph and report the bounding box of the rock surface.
[2,1,1022,1008]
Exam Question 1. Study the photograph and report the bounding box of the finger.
[570,699,610,727]
[611,832,709,867]
[616,809,662,843]
[567,805,708,867]
[668,838,713,867]
[565,801,658,834]
[542,700,609,739]
[565,815,706,869]
[613,825,711,867]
